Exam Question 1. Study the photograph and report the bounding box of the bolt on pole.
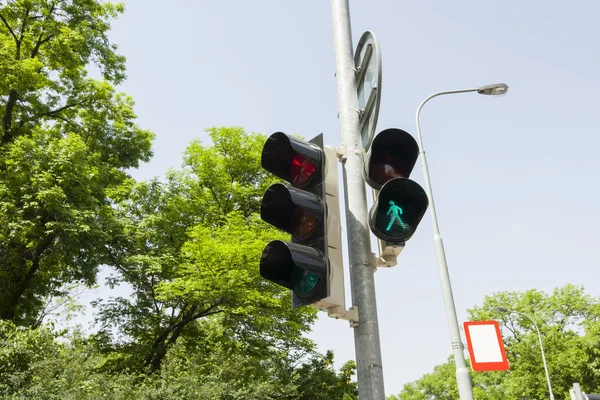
[330,0,386,399]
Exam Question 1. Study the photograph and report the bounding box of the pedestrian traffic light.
[364,128,429,244]
[259,132,345,311]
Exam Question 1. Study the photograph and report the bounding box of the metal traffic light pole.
[330,1,386,399]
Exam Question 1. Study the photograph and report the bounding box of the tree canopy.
[389,284,600,400]
[0,1,358,398]
[0,0,153,325]
[93,127,319,372]
[0,126,358,399]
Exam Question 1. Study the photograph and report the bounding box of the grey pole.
[416,84,509,400]
[330,1,385,399]
[496,308,554,400]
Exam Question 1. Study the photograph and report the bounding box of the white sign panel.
[464,320,509,372]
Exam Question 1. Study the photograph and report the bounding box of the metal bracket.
[335,144,347,162]
[328,305,359,327]
[373,241,405,268]
[373,254,386,270]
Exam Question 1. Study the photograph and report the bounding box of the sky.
[80,0,600,396]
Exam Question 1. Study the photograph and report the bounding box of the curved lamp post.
[495,307,555,400]
[415,83,509,400]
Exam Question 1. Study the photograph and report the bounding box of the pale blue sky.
[84,0,600,395]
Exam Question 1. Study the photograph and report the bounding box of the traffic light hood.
[259,240,330,308]
[364,128,420,190]
[369,177,429,243]
[261,132,323,188]
[260,183,324,242]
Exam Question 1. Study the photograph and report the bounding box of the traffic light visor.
[259,240,327,300]
[366,128,419,190]
[370,178,429,242]
[261,132,323,188]
[260,183,324,241]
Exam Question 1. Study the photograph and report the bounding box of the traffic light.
[364,128,429,244]
[259,132,345,311]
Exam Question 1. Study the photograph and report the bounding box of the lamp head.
[477,83,509,96]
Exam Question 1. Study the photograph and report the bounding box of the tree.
[292,350,358,400]
[0,127,358,398]
[0,320,356,399]
[0,0,153,324]
[94,127,318,372]
[389,284,600,400]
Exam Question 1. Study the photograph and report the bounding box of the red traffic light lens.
[369,151,410,186]
[290,154,317,186]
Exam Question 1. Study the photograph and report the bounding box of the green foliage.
[389,284,600,400]
[0,0,154,324]
[391,359,459,400]
[0,322,356,400]
[0,320,59,394]
[292,350,358,400]
[94,127,317,372]
[0,1,356,393]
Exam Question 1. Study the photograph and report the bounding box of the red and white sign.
[463,320,509,372]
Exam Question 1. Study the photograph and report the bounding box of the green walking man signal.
[385,200,407,231]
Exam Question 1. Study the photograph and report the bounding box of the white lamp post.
[415,83,509,400]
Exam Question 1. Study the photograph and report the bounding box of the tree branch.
[41,99,90,118]
[2,89,19,144]
[16,7,31,59]
[0,12,18,44]
[206,185,223,211]
[145,301,225,370]
[149,274,161,315]
[2,232,56,320]
[29,2,56,59]
[30,33,54,59]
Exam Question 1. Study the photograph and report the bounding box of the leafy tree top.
[390,284,600,400]
[0,0,154,324]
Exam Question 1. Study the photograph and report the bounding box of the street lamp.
[495,307,555,400]
[415,83,509,400]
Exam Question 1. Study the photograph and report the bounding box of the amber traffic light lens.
[291,207,318,239]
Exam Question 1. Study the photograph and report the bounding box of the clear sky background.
[81,0,600,396]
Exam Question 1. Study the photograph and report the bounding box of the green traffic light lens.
[292,264,320,296]
[375,199,412,237]
[371,178,429,242]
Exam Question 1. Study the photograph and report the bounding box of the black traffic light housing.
[260,241,328,302]
[365,128,429,244]
[259,132,337,309]
[261,184,324,244]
